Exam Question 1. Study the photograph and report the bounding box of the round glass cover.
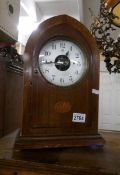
[38,39,88,87]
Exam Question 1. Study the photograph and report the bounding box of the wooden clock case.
[15,15,104,149]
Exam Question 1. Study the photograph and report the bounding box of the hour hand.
[40,60,54,64]
[66,51,69,57]
[40,60,62,65]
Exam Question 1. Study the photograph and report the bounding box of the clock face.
[38,39,88,87]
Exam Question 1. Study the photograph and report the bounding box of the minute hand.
[40,60,79,65]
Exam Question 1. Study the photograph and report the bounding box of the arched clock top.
[24,15,99,59]
[23,15,99,88]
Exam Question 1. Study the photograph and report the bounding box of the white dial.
[38,39,88,87]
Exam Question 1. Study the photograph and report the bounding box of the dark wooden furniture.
[0,47,23,137]
[15,14,104,149]
[0,131,120,175]
[0,55,6,137]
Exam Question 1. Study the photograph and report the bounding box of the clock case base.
[15,134,105,149]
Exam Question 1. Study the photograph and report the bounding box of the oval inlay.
[54,101,71,113]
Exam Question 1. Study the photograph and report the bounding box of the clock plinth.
[15,15,104,149]
[15,135,105,149]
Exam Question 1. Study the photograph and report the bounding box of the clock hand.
[40,60,79,66]
[40,60,66,65]
[70,59,81,65]
[65,51,69,57]
[71,60,78,64]
[40,60,54,64]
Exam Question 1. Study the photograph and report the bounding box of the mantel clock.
[15,15,104,149]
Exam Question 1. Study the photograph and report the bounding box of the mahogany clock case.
[15,15,104,149]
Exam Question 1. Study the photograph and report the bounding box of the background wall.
[82,0,101,29]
